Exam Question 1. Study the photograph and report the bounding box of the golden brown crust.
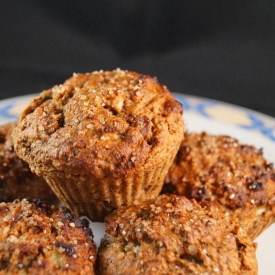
[12,69,184,221]
[14,69,183,178]
[162,131,275,239]
[0,122,58,203]
[98,194,258,275]
[0,199,96,274]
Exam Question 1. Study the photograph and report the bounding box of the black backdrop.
[1,1,275,117]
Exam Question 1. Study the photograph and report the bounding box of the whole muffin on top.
[12,69,184,221]
[162,131,275,240]
[0,199,97,274]
[0,122,58,203]
[98,194,257,275]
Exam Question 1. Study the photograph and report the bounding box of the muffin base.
[45,155,174,222]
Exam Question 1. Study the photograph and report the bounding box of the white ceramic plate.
[1,93,275,274]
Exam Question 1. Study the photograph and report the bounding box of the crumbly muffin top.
[0,122,57,203]
[0,199,96,274]
[98,195,257,275]
[12,69,184,179]
[164,132,275,210]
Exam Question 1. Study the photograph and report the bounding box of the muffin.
[98,194,258,275]
[12,69,184,221]
[0,199,97,274]
[162,131,275,240]
[0,122,58,203]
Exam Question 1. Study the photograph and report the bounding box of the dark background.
[1,1,275,117]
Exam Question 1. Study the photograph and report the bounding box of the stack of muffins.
[1,68,274,274]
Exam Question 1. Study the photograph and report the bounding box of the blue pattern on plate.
[0,103,19,120]
[175,94,275,142]
[174,95,215,118]
[241,113,275,142]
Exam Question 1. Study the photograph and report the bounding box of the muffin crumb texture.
[0,199,97,274]
[0,122,58,203]
[98,194,258,275]
[163,131,275,239]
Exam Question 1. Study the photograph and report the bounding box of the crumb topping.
[0,199,96,274]
[164,132,275,209]
[0,122,57,203]
[12,69,184,179]
[98,195,257,275]
[163,131,275,239]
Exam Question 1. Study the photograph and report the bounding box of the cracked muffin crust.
[0,122,58,203]
[98,194,257,275]
[12,69,184,221]
[0,199,96,274]
[162,131,275,240]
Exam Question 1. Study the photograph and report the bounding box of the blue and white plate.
[1,93,275,274]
